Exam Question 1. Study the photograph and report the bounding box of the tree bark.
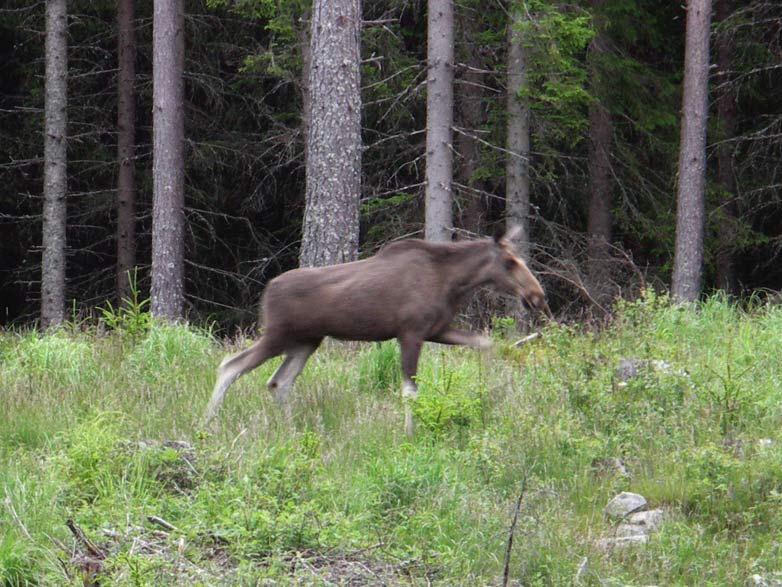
[41,0,68,330]
[672,0,712,302]
[715,0,737,294]
[586,0,614,304]
[586,102,613,298]
[505,5,530,260]
[299,0,362,267]
[116,0,136,303]
[151,0,186,319]
[455,11,486,236]
[424,0,454,242]
[297,12,311,163]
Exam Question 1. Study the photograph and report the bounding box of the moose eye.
[504,257,517,270]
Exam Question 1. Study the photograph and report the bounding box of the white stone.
[594,534,650,550]
[627,508,665,531]
[615,523,648,538]
[614,358,687,383]
[751,572,782,587]
[604,492,647,520]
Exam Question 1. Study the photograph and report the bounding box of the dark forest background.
[1,0,780,327]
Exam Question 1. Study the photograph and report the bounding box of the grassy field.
[2,292,782,586]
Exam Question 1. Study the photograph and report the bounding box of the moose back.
[203,227,550,435]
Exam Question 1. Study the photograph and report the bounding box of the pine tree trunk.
[455,12,486,235]
[116,0,136,303]
[41,0,68,330]
[505,5,530,260]
[424,0,454,242]
[586,2,614,304]
[298,13,311,163]
[299,0,362,267]
[586,101,613,299]
[672,0,712,301]
[715,0,737,294]
[151,0,186,319]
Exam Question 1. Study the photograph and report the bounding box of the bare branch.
[502,475,527,587]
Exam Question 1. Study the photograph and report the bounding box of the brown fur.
[203,227,550,434]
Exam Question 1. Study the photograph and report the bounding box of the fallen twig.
[502,475,527,587]
[147,515,178,532]
[66,519,105,587]
[101,528,122,540]
[574,556,588,585]
[66,519,104,560]
[4,486,32,540]
[513,332,541,347]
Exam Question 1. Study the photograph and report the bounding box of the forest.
[0,0,781,327]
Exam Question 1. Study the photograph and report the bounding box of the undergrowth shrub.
[192,432,350,555]
[58,412,151,505]
[413,353,487,434]
[125,323,214,384]
[55,413,208,510]
[0,536,36,587]
[2,330,98,387]
[365,455,428,522]
[356,340,400,394]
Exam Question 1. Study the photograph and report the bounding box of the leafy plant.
[413,356,485,434]
[703,352,756,437]
[490,315,517,340]
[97,269,151,340]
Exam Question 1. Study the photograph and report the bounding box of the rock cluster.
[613,358,685,385]
[595,491,665,550]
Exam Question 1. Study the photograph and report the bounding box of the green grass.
[2,293,782,585]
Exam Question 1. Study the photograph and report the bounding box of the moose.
[203,226,551,435]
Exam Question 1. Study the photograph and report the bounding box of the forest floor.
[2,291,782,586]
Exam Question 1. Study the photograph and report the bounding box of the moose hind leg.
[267,342,320,405]
[203,336,281,424]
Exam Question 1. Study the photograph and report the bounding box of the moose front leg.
[399,335,423,437]
[428,327,492,350]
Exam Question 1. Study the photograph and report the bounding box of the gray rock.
[614,358,686,386]
[594,534,650,550]
[615,523,648,538]
[591,457,631,478]
[604,492,647,520]
[751,573,782,587]
[626,508,665,531]
[614,358,648,382]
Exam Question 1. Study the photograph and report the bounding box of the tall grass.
[1,294,782,585]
